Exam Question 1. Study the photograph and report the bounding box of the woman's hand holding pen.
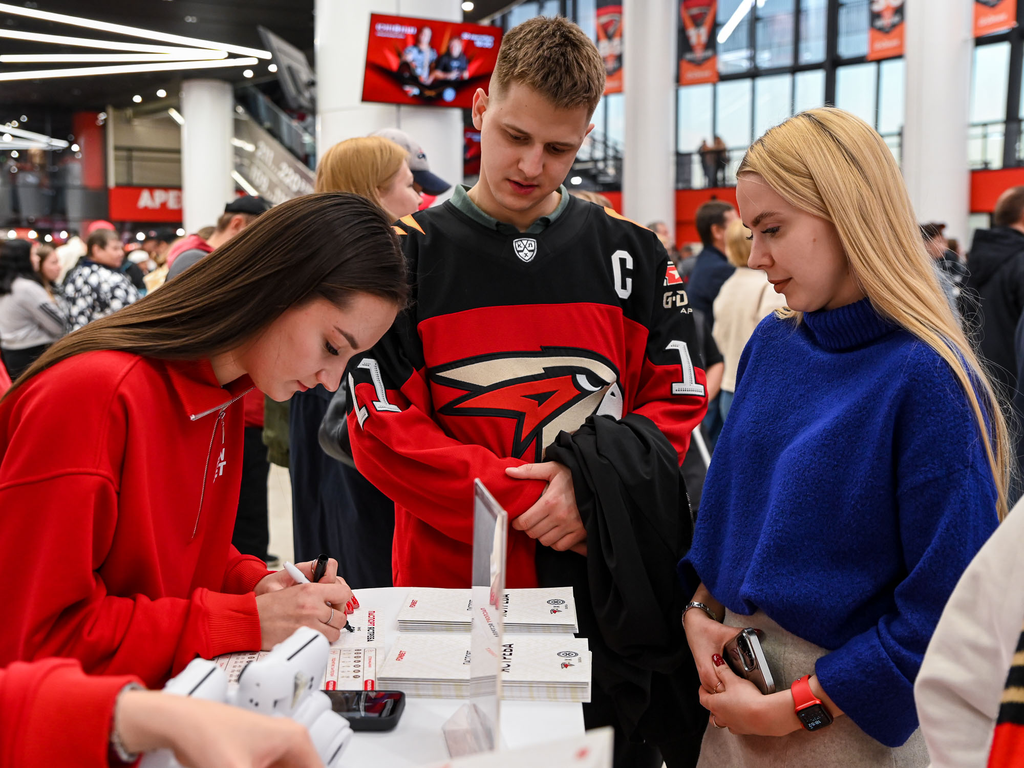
[254,555,338,594]
[254,556,356,646]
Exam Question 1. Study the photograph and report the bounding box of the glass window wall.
[799,0,827,64]
[877,58,905,136]
[971,42,1010,125]
[755,0,795,70]
[540,0,560,17]
[835,62,877,126]
[716,78,754,148]
[678,83,714,153]
[718,0,754,74]
[508,2,541,27]
[606,92,625,147]
[837,0,869,59]
[576,0,597,39]
[754,73,793,137]
[794,68,826,113]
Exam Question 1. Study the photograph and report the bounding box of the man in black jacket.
[685,201,737,331]
[962,186,1024,396]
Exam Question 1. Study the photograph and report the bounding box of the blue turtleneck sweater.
[680,298,999,748]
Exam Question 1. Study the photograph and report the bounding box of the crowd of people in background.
[2,13,1024,768]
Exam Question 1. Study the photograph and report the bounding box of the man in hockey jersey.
[347,17,707,767]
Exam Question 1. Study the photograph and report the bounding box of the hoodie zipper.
[189,388,253,539]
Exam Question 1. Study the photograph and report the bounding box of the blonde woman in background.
[679,107,1008,766]
[314,136,422,221]
[711,218,786,421]
[291,135,422,589]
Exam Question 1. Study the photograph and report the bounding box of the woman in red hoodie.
[0,193,407,687]
[0,657,322,768]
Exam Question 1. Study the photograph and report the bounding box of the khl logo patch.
[513,237,537,263]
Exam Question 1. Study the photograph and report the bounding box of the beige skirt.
[696,610,929,768]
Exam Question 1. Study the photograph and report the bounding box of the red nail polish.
[345,601,353,614]
[353,597,360,609]
[712,654,725,667]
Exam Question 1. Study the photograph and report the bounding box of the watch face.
[797,704,833,731]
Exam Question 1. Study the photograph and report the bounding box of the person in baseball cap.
[371,128,451,196]
[223,195,273,217]
[166,195,271,279]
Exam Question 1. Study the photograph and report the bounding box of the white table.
[343,587,586,766]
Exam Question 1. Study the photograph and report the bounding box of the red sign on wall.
[108,186,182,223]
[975,0,1017,37]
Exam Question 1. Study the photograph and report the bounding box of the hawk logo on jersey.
[432,348,623,462]
[513,237,538,263]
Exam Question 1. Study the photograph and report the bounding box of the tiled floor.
[267,463,295,566]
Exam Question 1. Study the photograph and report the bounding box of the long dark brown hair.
[6,192,407,396]
[0,239,41,296]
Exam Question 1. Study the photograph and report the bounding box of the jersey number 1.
[666,341,706,397]
[350,358,400,428]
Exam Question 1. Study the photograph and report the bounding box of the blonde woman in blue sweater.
[679,107,1008,766]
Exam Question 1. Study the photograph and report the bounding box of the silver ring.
[712,715,725,729]
[324,606,334,626]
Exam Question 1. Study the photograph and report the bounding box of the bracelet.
[683,600,719,624]
[109,682,145,765]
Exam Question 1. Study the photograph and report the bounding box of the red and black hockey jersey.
[347,195,708,588]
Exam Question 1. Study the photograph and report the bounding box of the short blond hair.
[724,218,751,268]
[491,16,605,115]
[315,137,409,210]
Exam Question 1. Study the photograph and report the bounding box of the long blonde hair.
[739,107,1011,519]
[723,217,752,268]
[315,137,408,211]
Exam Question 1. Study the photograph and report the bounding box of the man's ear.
[585,122,595,139]
[471,88,489,131]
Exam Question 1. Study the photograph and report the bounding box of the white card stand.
[443,479,508,758]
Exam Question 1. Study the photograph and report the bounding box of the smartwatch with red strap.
[791,675,833,732]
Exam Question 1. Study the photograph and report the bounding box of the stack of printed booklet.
[381,587,590,703]
[378,633,592,703]
[213,589,591,702]
[396,587,579,634]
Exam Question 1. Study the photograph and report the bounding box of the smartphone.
[324,690,406,731]
[723,628,775,695]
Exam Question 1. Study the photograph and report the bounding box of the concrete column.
[902,0,973,241]
[315,0,464,196]
[180,79,234,233]
[622,0,676,232]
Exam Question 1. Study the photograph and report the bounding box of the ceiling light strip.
[0,57,259,82]
[231,171,260,197]
[0,2,271,59]
[0,28,226,57]
[167,108,185,126]
[717,0,755,45]
[1,124,69,147]
[0,53,232,63]
[0,140,52,150]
